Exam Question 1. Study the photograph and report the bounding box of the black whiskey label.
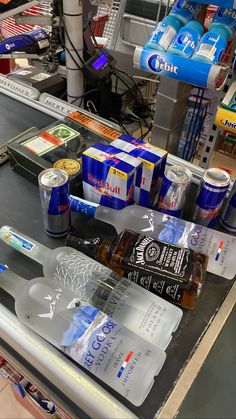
[120,234,193,302]
[129,235,191,281]
[127,270,185,302]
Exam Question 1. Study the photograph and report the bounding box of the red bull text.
[82,143,141,209]
[38,168,71,237]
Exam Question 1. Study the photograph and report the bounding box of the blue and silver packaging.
[112,135,167,208]
[38,168,71,238]
[168,20,204,58]
[157,165,192,218]
[82,143,141,209]
[211,7,236,38]
[193,168,230,227]
[145,15,182,51]
[221,180,236,232]
[170,0,201,25]
[192,24,230,64]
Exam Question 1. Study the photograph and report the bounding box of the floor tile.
[0,374,7,391]
[0,384,35,419]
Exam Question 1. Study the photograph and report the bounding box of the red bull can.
[38,168,71,238]
[193,168,230,228]
[158,165,192,217]
[221,180,236,232]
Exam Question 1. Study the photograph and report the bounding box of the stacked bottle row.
[145,3,236,64]
[0,226,185,406]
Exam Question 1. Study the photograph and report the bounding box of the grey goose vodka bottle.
[0,225,183,350]
[0,264,166,406]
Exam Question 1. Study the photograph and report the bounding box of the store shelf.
[0,1,43,22]
[191,0,236,7]
[134,47,230,91]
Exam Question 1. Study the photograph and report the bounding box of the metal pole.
[63,0,84,105]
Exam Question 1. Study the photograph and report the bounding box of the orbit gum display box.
[82,142,141,209]
[112,134,168,207]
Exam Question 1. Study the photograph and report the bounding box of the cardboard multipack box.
[112,134,168,208]
[82,142,141,209]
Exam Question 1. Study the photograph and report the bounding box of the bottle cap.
[209,23,231,41]
[185,20,204,36]
[163,15,183,31]
[65,232,104,259]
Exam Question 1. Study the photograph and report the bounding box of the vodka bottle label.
[52,249,174,342]
[0,227,34,252]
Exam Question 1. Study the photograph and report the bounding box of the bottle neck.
[65,233,111,266]
[69,195,99,218]
[0,226,49,266]
[0,266,27,298]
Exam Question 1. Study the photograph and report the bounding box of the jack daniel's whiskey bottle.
[66,230,209,309]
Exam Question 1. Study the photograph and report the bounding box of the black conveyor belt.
[0,93,235,418]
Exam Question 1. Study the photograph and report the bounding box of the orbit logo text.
[148,55,178,75]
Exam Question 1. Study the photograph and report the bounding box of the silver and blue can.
[38,168,71,238]
[193,168,230,228]
[221,180,236,232]
[158,165,192,218]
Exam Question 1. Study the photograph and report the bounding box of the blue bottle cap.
[185,20,204,36]
[209,23,231,42]
[163,15,183,31]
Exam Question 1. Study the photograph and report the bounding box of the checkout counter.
[0,88,235,419]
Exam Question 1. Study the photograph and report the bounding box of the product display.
[0,226,183,350]
[193,168,231,227]
[157,165,192,217]
[70,195,236,279]
[66,229,208,309]
[38,168,71,238]
[0,265,166,406]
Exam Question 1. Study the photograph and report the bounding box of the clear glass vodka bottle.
[0,226,183,350]
[0,265,166,406]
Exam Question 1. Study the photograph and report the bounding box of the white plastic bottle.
[0,226,183,350]
[0,265,166,406]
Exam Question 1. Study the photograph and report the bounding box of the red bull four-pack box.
[82,143,141,209]
[112,134,168,208]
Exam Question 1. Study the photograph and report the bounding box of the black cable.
[71,88,99,105]
[42,0,60,73]
[116,67,145,105]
